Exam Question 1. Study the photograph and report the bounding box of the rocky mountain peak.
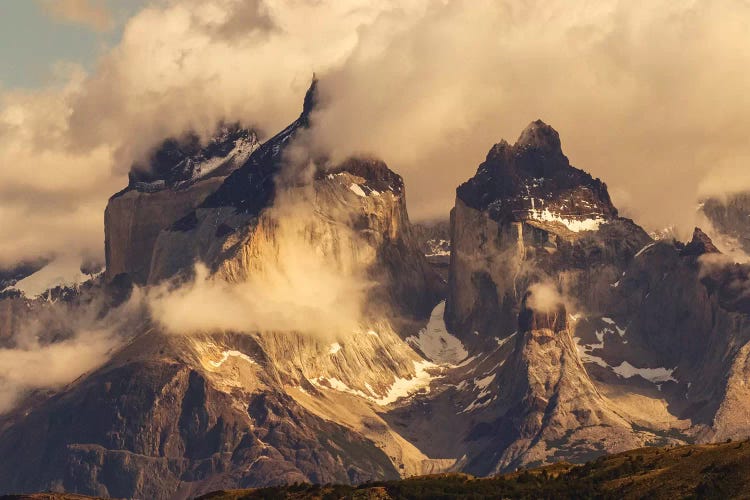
[516,119,563,154]
[456,120,617,228]
[486,282,642,474]
[126,122,259,193]
[681,227,721,257]
[446,120,650,348]
[325,157,404,195]
[301,75,319,122]
[201,77,319,214]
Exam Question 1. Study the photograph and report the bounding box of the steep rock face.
[702,192,750,257]
[200,158,442,323]
[147,83,442,324]
[412,220,451,282]
[0,292,30,344]
[446,121,650,347]
[105,179,225,285]
[580,233,750,434]
[105,124,260,284]
[612,238,719,369]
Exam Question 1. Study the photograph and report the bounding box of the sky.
[0,1,147,89]
[2,0,750,271]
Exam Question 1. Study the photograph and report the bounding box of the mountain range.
[1,81,750,498]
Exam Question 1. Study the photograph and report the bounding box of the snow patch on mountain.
[184,136,257,183]
[495,332,516,348]
[474,373,495,390]
[460,373,498,413]
[575,336,676,384]
[192,341,256,371]
[635,242,657,258]
[311,376,373,400]
[373,360,436,405]
[528,207,604,232]
[612,362,676,383]
[8,255,91,298]
[650,225,678,241]
[349,183,367,197]
[424,239,450,257]
[406,301,468,365]
[311,359,437,406]
[209,349,256,368]
[462,395,497,413]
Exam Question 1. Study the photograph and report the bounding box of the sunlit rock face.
[104,79,442,323]
[0,329,403,498]
[446,120,650,347]
[150,157,442,320]
[144,82,443,325]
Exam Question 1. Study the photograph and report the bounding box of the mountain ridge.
[2,97,750,498]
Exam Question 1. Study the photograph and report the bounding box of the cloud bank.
[4,0,750,270]
[0,327,119,413]
[0,290,143,413]
[525,282,565,314]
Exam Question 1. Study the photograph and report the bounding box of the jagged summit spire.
[301,74,319,121]
[681,227,720,257]
[516,119,563,153]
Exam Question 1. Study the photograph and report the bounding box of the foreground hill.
[4,438,750,498]
[196,439,750,499]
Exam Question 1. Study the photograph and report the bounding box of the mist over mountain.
[2,1,750,498]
